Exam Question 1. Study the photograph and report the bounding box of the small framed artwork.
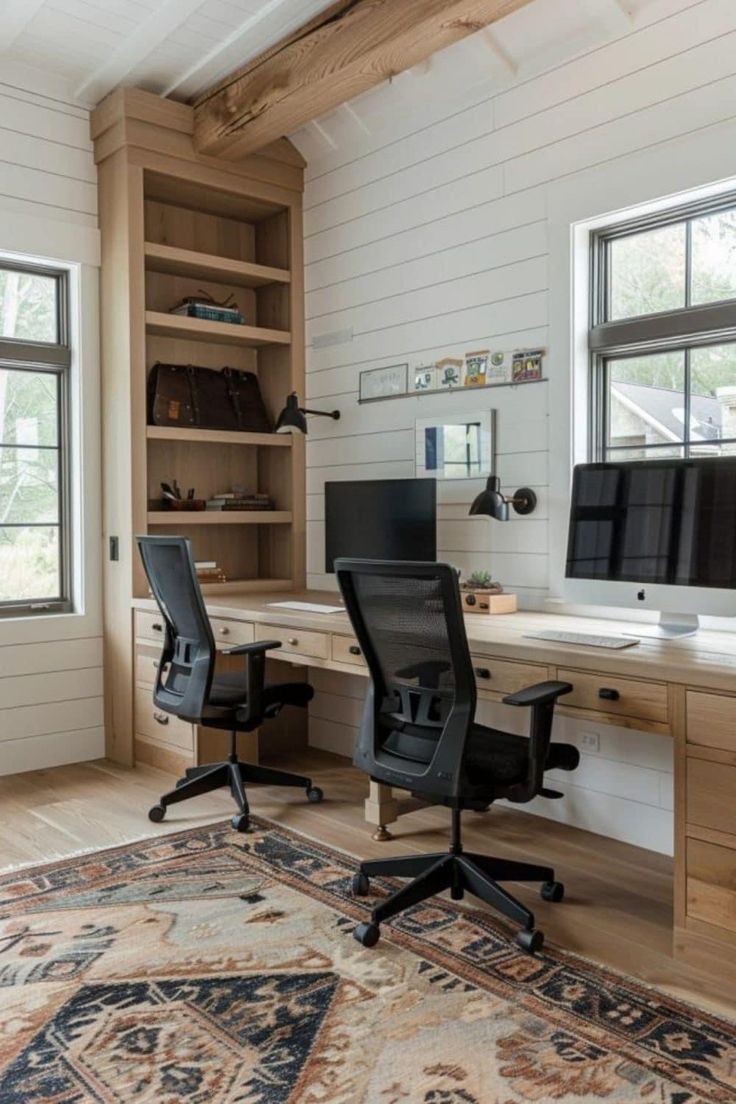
[512,349,544,382]
[464,349,489,387]
[436,357,464,389]
[411,364,438,392]
[359,362,408,401]
[487,350,512,384]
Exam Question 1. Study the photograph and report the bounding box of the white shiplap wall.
[0,80,102,775]
[299,0,736,854]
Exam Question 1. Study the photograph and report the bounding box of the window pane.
[607,352,685,452]
[691,209,736,306]
[0,268,57,343]
[0,445,59,524]
[609,224,686,320]
[689,344,736,450]
[0,368,58,446]
[605,446,685,461]
[0,526,59,601]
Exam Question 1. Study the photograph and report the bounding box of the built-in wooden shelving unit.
[144,310,291,347]
[93,86,307,767]
[147,511,293,526]
[146,426,292,447]
[144,242,291,288]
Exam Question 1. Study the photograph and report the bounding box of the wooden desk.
[132,589,736,983]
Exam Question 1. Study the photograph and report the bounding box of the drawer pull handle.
[598,687,620,701]
[218,626,230,635]
[474,667,491,680]
[287,637,298,646]
[153,712,169,725]
[349,645,362,656]
[152,622,163,632]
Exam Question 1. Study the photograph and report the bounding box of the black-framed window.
[589,196,736,462]
[0,261,71,616]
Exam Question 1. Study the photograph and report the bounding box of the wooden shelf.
[147,426,291,447]
[144,242,290,288]
[148,510,292,526]
[145,310,290,347]
[199,578,292,595]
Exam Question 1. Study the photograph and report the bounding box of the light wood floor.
[1,749,732,1019]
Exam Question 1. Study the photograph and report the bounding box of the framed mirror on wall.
[415,411,495,480]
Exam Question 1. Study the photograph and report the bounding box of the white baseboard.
[0,727,105,776]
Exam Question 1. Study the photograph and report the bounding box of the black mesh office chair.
[138,536,323,831]
[335,559,579,953]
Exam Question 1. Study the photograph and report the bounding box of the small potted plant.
[459,570,517,614]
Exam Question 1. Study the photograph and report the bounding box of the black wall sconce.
[275,391,340,435]
[469,475,537,521]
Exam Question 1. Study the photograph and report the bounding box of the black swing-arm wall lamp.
[469,475,537,521]
[275,391,340,435]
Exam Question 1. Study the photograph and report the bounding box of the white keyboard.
[525,630,640,650]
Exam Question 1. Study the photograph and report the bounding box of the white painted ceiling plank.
[0,0,47,55]
[74,0,208,104]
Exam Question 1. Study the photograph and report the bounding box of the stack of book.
[170,296,245,326]
[205,491,274,512]
[195,560,227,584]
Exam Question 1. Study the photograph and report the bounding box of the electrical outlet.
[581,731,600,753]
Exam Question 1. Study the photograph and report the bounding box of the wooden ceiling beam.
[193,0,534,159]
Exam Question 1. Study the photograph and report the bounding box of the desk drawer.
[135,610,166,644]
[556,667,668,724]
[687,759,736,837]
[135,686,193,752]
[332,635,366,668]
[254,622,329,661]
[471,655,547,696]
[135,643,162,688]
[687,691,736,753]
[211,617,254,649]
[687,837,736,934]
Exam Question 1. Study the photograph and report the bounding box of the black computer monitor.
[325,478,437,572]
[566,456,736,588]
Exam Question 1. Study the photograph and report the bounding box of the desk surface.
[134,589,736,693]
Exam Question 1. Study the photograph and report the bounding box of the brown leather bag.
[147,363,272,433]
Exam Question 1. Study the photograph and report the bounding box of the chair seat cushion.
[466,724,579,784]
[208,672,314,710]
[383,720,579,790]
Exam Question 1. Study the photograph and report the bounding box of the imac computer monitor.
[564,456,736,637]
[325,478,437,571]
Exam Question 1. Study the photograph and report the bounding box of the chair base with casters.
[352,807,562,953]
[148,728,323,832]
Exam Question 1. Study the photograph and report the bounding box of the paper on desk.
[267,601,346,614]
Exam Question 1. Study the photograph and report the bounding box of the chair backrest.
[137,535,215,722]
[335,559,476,799]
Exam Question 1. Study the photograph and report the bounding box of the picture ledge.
[357,377,549,404]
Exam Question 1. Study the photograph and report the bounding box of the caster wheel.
[354,922,380,948]
[148,804,165,823]
[351,871,370,897]
[541,880,564,903]
[306,786,324,804]
[516,928,545,954]
[231,813,250,833]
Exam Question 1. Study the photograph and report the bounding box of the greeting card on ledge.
[464,349,489,387]
[487,350,512,383]
[412,364,437,392]
[512,349,544,382]
[436,357,463,389]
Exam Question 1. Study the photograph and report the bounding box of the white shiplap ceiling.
[0,0,695,145]
[0,0,336,108]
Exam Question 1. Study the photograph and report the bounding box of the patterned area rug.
[0,819,734,1103]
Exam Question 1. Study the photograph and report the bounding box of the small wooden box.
[461,590,517,615]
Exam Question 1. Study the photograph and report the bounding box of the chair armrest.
[502,680,573,708]
[222,639,281,729]
[222,639,282,657]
